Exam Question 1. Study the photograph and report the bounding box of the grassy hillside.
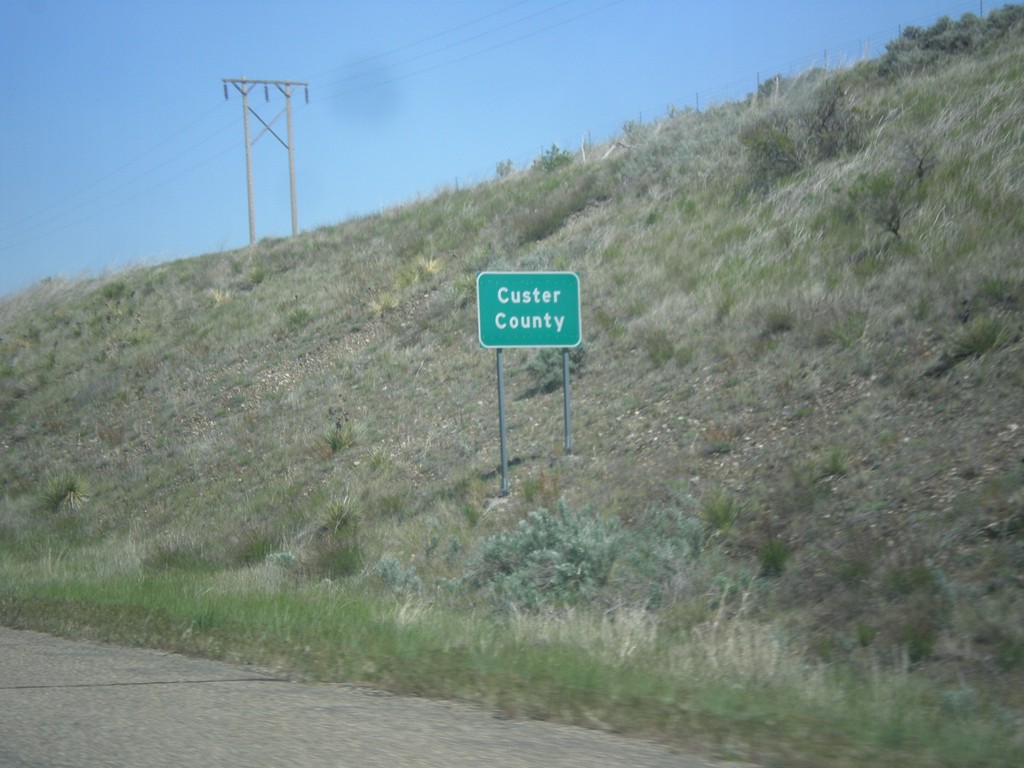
[3,8,1024,766]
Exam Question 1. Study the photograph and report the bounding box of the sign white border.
[476,271,582,348]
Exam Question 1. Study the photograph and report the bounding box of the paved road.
[0,627,746,767]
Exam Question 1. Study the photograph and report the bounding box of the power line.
[305,0,538,82]
[0,140,239,253]
[315,0,579,91]
[0,108,236,253]
[0,100,231,238]
[311,0,623,104]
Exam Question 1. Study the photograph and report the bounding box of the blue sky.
[0,0,983,297]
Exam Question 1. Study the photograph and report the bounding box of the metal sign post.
[496,349,510,495]
[477,272,581,493]
[562,348,573,455]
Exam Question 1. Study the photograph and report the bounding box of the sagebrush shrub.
[611,505,706,609]
[463,503,620,611]
[464,502,710,611]
[377,555,422,595]
[524,346,586,396]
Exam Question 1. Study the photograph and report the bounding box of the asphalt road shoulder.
[0,626,755,768]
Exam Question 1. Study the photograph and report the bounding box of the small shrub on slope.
[463,503,620,611]
[464,503,710,612]
[524,345,586,396]
[533,144,574,172]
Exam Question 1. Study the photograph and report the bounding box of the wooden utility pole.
[223,77,308,245]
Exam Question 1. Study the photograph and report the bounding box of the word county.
[493,286,567,333]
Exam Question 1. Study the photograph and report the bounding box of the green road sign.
[477,271,581,348]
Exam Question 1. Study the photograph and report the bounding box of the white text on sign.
[495,286,566,333]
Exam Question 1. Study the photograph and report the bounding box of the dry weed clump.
[668,591,828,700]
[507,606,659,666]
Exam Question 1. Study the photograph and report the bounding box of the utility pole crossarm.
[223,77,309,88]
[222,76,309,244]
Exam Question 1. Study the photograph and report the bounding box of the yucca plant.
[317,423,357,457]
[38,472,90,514]
[700,489,745,535]
[367,291,401,317]
[948,312,1015,362]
